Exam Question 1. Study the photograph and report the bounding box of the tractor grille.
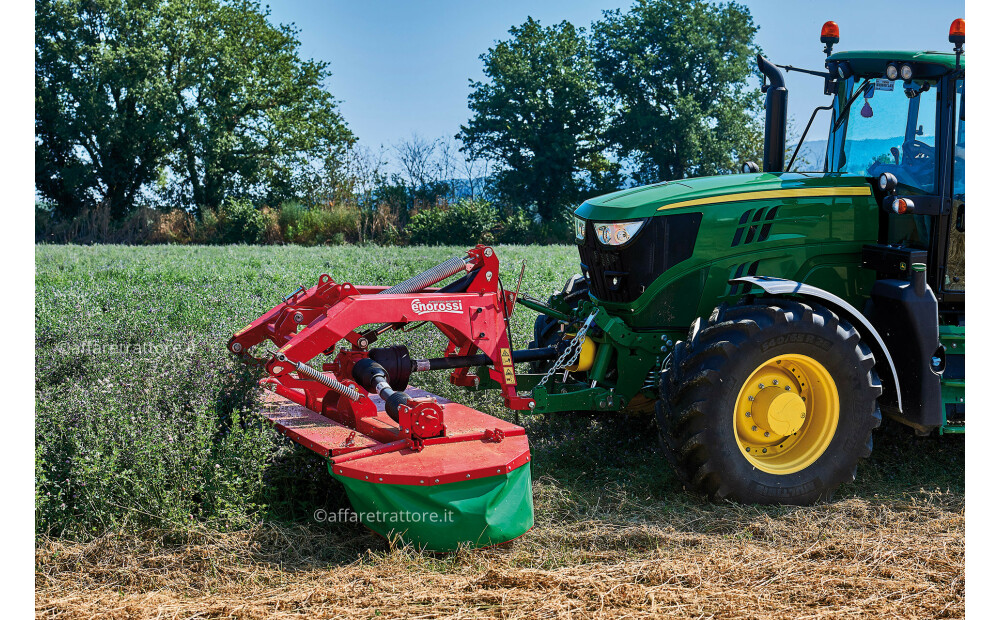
[578,213,701,303]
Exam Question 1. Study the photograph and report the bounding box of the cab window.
[830,77,939,194]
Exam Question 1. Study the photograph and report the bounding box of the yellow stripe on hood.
[657,186,872,211]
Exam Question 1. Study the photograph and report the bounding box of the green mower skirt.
[335,461,534,551]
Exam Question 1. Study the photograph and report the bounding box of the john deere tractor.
[233,18,966,551]
[525,18,966,504]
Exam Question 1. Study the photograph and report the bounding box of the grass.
[35,244,964,618]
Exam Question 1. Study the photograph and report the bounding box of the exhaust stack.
[757,54,787,173]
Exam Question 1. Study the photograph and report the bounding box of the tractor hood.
[575,172,873,221]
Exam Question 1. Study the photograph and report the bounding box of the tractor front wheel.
[655,299,882,504]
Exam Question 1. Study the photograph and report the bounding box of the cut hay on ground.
[36,489,963,619]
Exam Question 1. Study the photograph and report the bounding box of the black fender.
[729,275,902,414]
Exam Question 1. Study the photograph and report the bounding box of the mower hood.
[575,172,872,221]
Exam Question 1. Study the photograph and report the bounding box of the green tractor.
[521,18,966,504]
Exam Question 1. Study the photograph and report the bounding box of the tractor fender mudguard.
[729,275,902,414]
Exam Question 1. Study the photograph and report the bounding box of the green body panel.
[939,325,965,434]
[579,171,858,219]
[827,49,963,75]
[577,172,879,329]
[334,462,534,551]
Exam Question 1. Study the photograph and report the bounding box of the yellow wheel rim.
[733,354,839,474]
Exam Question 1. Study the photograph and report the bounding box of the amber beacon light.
[949,18,965,45]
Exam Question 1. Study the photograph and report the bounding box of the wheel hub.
[752,386,806,436]
[733,354,839,475]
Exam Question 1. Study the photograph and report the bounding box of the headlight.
[886,63,899,80]
[899,63,913,81]
[594,220,646,246]
[573,215,586,242]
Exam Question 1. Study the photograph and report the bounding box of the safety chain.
[537,311,598,388]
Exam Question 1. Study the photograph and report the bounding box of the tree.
[459,18,610,220]
[36,0,179,219]
[394,134,439,196]
[163,0,354,214]
[592,0,762,183]
[35,0,354,220]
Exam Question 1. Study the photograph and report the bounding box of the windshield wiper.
[833,78,872,132]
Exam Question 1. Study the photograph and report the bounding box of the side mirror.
[955,201,965,232]
[916,124,924,136]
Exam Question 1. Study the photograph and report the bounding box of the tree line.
[36,0,764,239]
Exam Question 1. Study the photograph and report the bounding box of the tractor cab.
[819,22,966,301]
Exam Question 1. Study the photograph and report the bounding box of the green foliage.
[278,201,356,245]
[592,0,763,182]
[406,199,497,246]
[34,244,583,536]
[35,0,179,219]
[460,19,610,220]
[216,198,267,245]
[164,0,355,213]
[35,0,355,220]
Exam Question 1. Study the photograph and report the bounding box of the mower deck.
[260,387,534,550]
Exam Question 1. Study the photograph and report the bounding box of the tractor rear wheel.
[655,299,882,504]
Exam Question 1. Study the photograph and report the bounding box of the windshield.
[827,77,940,194]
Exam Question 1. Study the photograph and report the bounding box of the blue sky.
[264,0,964,154]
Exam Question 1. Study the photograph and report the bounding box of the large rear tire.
[655,298,882,504]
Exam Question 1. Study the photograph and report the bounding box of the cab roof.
[827,50,963,79]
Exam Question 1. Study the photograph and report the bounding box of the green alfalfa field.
[35,244,964,618]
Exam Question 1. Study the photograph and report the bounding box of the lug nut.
[745,411,751,417]
[758,383,764,389]
[785,385,791,391]
[293,312,304,323]
[762,448,768,454]
[748,395,754,401]
[751,425,758,432]
[772,379,779,385]
[764,431,770,437]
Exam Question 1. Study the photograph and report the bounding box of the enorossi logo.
[410,299,464,315]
